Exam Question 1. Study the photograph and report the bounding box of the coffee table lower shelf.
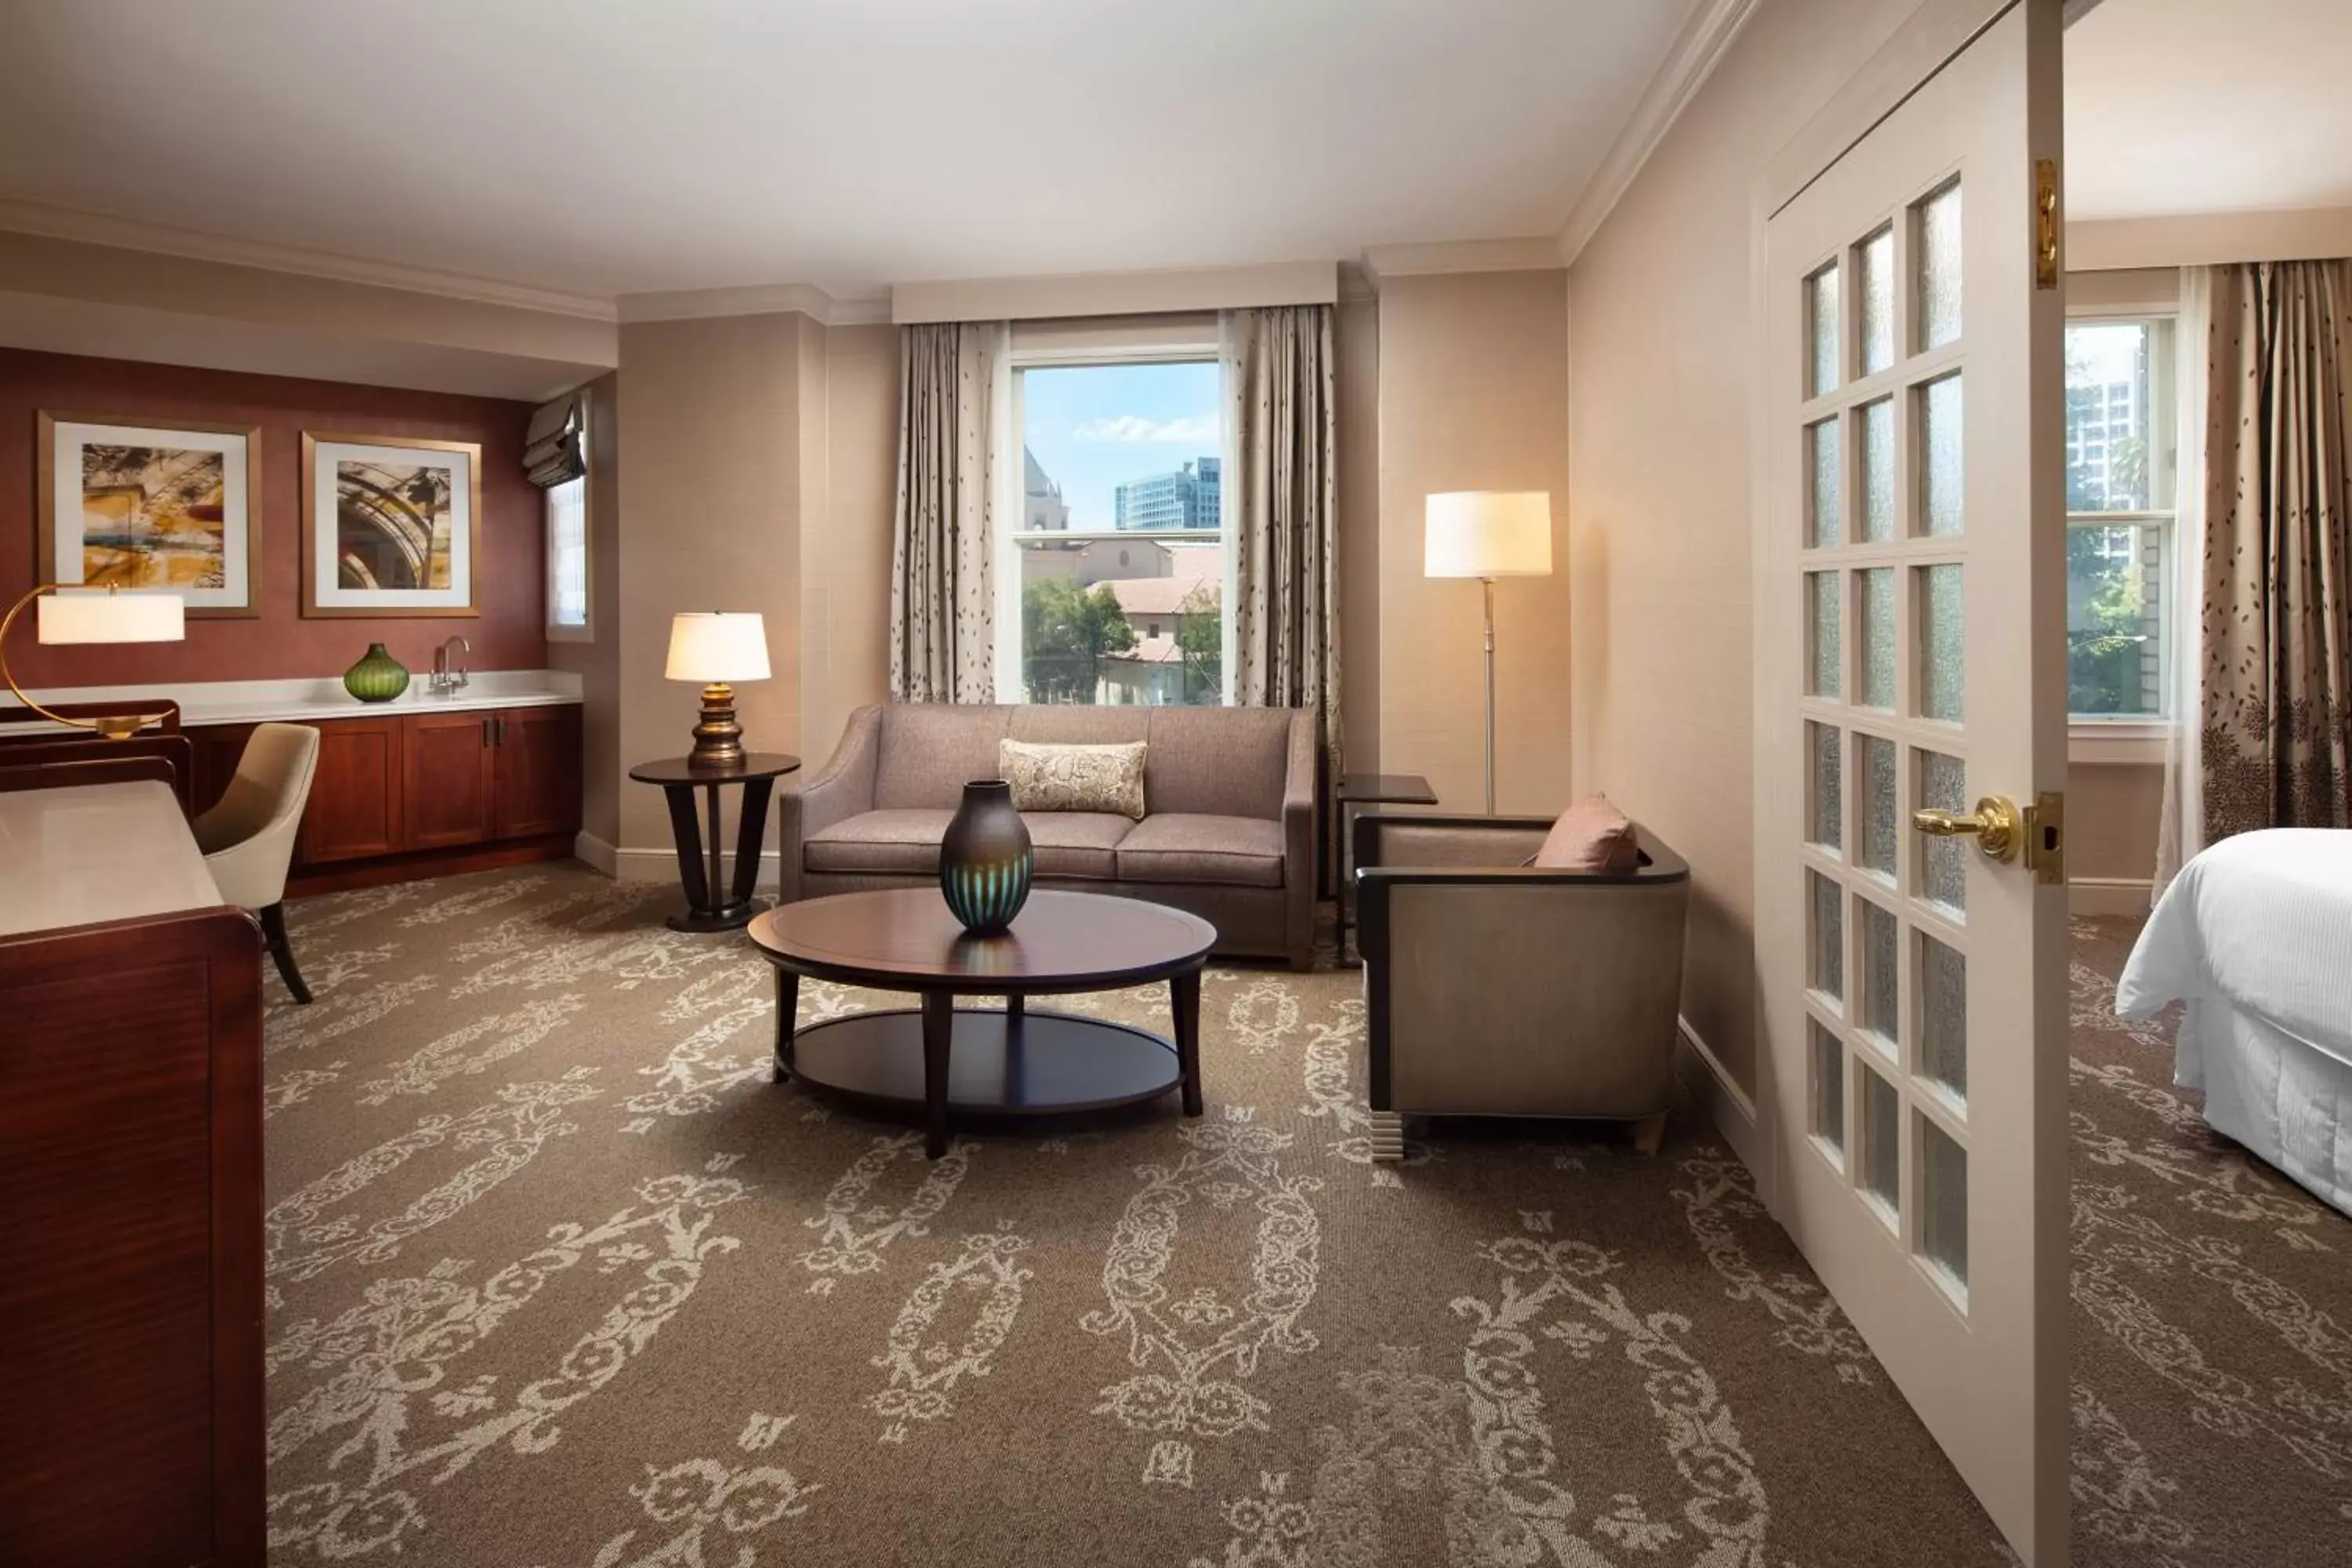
[779,1007,1186,1134]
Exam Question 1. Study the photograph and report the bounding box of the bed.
[2116,828,2352,1217]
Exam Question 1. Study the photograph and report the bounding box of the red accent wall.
[0,347,546,688]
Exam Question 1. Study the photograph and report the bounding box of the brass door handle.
[1911,794,2021,862]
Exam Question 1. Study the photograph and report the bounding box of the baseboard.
[573,831,617,877]
[1674,1014,1762,1181]
[608,842,782,893]
[2069,877,2151,917]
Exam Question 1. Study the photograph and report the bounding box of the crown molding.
[616,281,890,326]
[1555,0,1759,267]
[892,260,1336,325]
[1358,237,1564,281]
[0,196,619,321]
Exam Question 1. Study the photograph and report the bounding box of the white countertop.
[0,779,223,936]
[2,668,583,730]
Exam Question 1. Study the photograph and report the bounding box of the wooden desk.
[0,779,264,1566]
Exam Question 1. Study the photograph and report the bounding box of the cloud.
[1072,415,1219,444]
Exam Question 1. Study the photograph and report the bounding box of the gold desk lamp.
[664,612,770,767]
[1,584,187,738]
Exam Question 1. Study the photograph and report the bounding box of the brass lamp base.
[688,682,746,768]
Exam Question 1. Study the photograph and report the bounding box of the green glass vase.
[343,642,411,702]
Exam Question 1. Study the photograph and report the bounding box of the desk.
[0,778,264,1566]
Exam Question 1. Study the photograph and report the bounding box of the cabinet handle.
[481,717,491,746]
[495,716,506,746]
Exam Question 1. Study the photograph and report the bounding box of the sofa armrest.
[1356,821,1689,967]
[778,705,881,903]
[1280,710,1317,966]
[1354,812,1555,873]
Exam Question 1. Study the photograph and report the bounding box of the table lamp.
[665,612,770,768]
[1,584,187,739]
[1424,492,1553,815]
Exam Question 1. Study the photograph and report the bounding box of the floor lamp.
[1424,492,1554,815]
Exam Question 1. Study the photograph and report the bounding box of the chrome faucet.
[430,635,472,694]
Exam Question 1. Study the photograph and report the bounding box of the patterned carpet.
[256,865,2350,1566]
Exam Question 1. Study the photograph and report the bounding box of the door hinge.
[2024,790,2064,884]
[2034,158,2060,289]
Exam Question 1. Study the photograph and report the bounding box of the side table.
[1336,771,1438,964]
[627,752,800,932]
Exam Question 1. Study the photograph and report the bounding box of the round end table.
[748,889,1216,1156]
[627,752,800,932]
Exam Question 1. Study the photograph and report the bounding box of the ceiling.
[0,0,1697,300]
[2065,0,2352,221]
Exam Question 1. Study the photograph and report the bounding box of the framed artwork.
[36,412,261,617]
[302,432,481,618]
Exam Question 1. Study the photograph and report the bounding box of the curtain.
[890,321,1008,703]
[2195,259,2352,844]
[2154,269,2213,898]
[1222,303,1341,759]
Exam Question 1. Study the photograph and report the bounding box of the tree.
[1174,583,1221,704]
[1022,576,1134,702]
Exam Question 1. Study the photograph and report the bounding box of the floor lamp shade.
[1423,492,1553,815]
[1424,492,1554,579]
[666,612,769,767]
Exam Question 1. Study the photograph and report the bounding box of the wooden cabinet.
[301,716,405,863]
[494,706,583,839]
[402,710,497,849]
[185,703,580,887]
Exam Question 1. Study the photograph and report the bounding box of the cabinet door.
[492,706,583,840]
[401,712,496,849]
[301,718,404,863]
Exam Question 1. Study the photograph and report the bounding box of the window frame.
[993,339,1236,706]
[2062,306,2177,761]
[543,390,593,644]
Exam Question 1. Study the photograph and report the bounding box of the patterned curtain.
[1223,304,1341,761]
[890,321,1007,703]
[2198,260,2352,840]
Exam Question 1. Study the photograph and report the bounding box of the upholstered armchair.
[1353,812,1690,1158]
[194,722,321,1004]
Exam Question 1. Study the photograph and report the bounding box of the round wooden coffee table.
[746,889,1216,1156]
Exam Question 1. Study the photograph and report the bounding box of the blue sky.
[1022,361,1219,531]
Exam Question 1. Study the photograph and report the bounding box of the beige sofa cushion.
[1000,739,1146,818]
[804,808,1134,880]
[1115,813,1286,888]
[1142,707,1292,819]
[1531,795,1640,874]
[874,705,1011,809]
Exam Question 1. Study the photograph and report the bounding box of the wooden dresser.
[0,779,265,1566]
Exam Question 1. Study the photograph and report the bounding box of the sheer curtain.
[2153,267,2212,898]
[890,321,1010,704]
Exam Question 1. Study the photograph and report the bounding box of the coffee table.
[746,889,1216,1156]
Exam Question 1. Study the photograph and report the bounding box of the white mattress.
[2117,829,2352,1215]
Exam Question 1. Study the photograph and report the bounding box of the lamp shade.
[665,612,770,683]
[36,589,186,644]
[1424,492,1554,579]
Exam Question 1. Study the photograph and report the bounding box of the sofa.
[1353,811,1690,1156]
[779,702,1319,967]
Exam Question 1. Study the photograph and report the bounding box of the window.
[545,409,590,640]
[1000,353,1229,706]
[2064,317,2174,722]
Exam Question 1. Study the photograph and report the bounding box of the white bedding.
[2117,829,2352,1215]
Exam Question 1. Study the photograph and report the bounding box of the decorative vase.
[938,779,1032,934]
[343,642,410,703]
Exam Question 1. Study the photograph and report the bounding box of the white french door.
[1756,2,2067,1563]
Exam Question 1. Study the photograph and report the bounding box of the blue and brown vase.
[343,642,411,702]
[939,779,1032,934]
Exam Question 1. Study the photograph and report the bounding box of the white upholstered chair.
[194,722,321,1004]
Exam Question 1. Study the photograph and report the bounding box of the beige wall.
[803,321,898,770]
[1566,0,1920,1097]
[549,370,623,844]
[2069,762,2165,887]
[1377,270,1573,813]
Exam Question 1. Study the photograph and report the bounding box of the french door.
[1756,2,2067,1563]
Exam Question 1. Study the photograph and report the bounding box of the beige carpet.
[257,866,2348,1566]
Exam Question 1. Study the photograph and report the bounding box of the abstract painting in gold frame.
[302,432,481,619]
[37,412,262,618]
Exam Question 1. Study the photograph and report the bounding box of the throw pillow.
[1000,739,1148,820]
[1530,794,1641,873]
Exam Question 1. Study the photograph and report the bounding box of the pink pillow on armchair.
[1530,795,1641,874]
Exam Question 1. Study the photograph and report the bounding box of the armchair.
[1354,812,1690,1159]
[194,722,321,1004]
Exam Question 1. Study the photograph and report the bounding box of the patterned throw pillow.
[999,739,1148,819]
